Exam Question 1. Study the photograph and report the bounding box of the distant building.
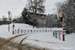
[30,12,47,27]
[22,12,46,19]
[0,18,11,25]
[22,12,47,27]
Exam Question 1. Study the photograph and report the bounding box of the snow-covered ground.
[0,23,35,38]
[0,23,75,50]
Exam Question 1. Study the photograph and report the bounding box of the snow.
[0,23,75,50]
[0,23,34,38]
[22,33,75,50]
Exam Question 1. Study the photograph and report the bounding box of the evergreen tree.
[22,8,28,23]
[21,8,31,24]
[27,0,45,14]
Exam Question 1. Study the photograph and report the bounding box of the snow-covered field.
[0,23,75,50]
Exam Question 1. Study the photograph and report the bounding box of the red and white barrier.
[12,23,15,35]
[62,14,65,41]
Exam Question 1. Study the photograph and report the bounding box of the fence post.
[33,30,35,33]
[53,32,54,36]
[56,33,57,38]
[24,30,26,33]
[21,30,23,33]
[15,30,16,34]
[17,29,19,34]
[37,30,38,33]
[59,33,61,40]
[31,30,32,33]
[28,30,29,33]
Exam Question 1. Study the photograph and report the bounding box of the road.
[0,34,49,50]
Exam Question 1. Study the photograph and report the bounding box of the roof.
[29,12,46,16]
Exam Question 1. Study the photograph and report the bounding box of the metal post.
[62,14,65,41]
[56,33,57,38]
[59,33,61,40]
[62,18,65,41]
[12,22,15,35]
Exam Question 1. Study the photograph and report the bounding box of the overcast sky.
[0,0,66,18]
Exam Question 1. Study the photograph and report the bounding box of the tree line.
[56,0,75,33]
[21,0,75,34]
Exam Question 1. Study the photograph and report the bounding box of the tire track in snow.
[25,38,74,45]
[18,35,30,50]
[0,34,27,47]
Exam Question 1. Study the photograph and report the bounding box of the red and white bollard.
[62,14,65,41]
[12,23,15,35]
[63,21,65,41]
[12,30,14,35]
[63,34,65,41]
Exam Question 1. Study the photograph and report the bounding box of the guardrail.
[53,30,66,40]
[14,28,66,41]
[14,28,64,34]
[14,28,52,34]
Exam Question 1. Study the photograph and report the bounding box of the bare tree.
[26,0,45,28]
[27,0,45,14]
[46,14,58,27]
[56,0,75,33]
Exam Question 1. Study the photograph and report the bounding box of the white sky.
[0,0,66,18]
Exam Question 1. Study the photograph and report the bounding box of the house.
[29,12,47,27]
[22,12,47,27]
[0,18,11,25]
[29,12,46,19]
